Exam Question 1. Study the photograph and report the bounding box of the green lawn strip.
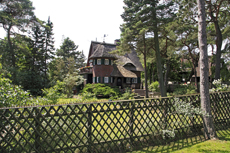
[130,129,230,153]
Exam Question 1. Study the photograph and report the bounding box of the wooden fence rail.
[1,92,230,153]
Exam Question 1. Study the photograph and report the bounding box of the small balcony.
[80,66,93,74]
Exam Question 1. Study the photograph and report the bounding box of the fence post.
[35,107,41,153]
[87,104,92,153]
[129,101,134,147]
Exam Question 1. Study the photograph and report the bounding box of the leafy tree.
[42,80,64,104]
[175,0,230,80]
[0,0,35,80]
[197,0,217,139]
[63,72,84,98]
[206,0,230,80]
[0,63,31,107]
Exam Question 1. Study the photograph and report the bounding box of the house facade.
[80,40,144,89]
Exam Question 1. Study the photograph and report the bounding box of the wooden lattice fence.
[1,92,230,153]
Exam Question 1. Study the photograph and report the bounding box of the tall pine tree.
[119,0,175,97]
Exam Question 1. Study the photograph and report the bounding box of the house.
[180,57,212,83]
[80,40,144,89]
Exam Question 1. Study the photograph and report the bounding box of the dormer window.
[105,59,109,65]
[97,59,101,65]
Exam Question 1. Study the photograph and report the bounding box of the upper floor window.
[105,59,109,65]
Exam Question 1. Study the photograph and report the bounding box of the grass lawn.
[130,129,230,153]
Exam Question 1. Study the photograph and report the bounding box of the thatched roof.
[116,50,144,72]
[89,42,117,59]
[88,41,144,77]
[111,65,137,78]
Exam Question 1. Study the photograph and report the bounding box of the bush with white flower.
[210,79,229,92]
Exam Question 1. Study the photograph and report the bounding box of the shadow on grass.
[132,135,206,153]
[216,128,230,141]
[132,128,230,153]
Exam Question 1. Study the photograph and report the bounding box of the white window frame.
[97,59,101,65]
[126,78,131,84]
[105,59,109,65]
[104,77,109,83]
[97,77,99,83]
[132,78,137,83]
[93,77,95,83]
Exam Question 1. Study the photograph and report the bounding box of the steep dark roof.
[88,41,144,74]
[89,42,117,59]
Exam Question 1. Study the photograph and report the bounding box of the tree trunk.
[214,21,222,80]
[197,0,217,139]
[143,35,149,98]
[164,59,170,89]
[194,64,199,92]
[7,24,16,82]
[152,63,155,82]
[153,5,166,97]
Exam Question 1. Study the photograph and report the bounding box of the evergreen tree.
[43,17,55,87]
[56,37,85,73]
[119,0,175,97]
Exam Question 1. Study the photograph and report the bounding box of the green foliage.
[118,88,135,100]
[210,79,230,92]
[42,81,64,104]
[172,84,196,96]
[0,76,30,107]
[82,83,121,99]
[56,37,86,70]
[174,98,206,117]
[149,81,159,92]
[63,72,84,98]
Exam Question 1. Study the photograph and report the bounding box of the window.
[104,77,109,83]
[97,59,101,65]
[105,59,109,65]
[93,77,95,83]
[132,78,137,83]
[111,60,113,65]
[111,77,113,83]
[97,77,100,83]
[126,78,131,83]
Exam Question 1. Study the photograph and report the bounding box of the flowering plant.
[210,79,229,92]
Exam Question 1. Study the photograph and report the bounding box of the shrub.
[210,79,229,92]
[42,81,65,104]
[172,84,196,96]
[149,81,159,92]
[0,77,31,107]
[81,83,121,99]
[118,88,135,100]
